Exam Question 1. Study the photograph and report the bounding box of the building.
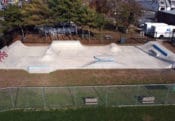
[1,0,19,5]
[0,0,31,10]
[137,0,175,12]
[157,10,175,25]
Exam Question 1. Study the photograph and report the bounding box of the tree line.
[90,0,142,30]
[0,0,142,41]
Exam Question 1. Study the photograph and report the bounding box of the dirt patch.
[12,29,154,46]
[162,41,175,53]
[0,69,174,88]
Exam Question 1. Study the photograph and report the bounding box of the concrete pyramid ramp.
[8,41,25,49]
[42,47,58,61]
[7,40,47,57]
[42,40,84,62]
[8,41,25,54]
[109,43,121,52]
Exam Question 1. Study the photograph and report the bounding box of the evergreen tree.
[21,0,51,26]
[2,5,25,40]
[48,0,98,27]
[0,0,105,41]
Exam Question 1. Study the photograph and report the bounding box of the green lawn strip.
[0,106,175,121]
[44,87,73,107]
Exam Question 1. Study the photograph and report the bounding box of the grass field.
[0,69,175,88]
[1,85,175,111]
[0,106,175,121]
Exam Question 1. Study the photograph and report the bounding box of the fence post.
[42,87,47,109]
[135,85,140,105]
[105,86,108,107]
[9,88,15,109]
[74,87,77,107]
[164,85,170,104]
[68,87,76,106]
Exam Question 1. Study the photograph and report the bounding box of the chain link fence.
[0,84,175,111]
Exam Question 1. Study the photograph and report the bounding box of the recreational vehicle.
[150,25,175,38]
[143,22,167,35]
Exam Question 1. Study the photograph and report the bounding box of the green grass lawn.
[0,106,175,121]
[1,85,175,111]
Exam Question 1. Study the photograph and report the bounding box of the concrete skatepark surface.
[0,40,174,73]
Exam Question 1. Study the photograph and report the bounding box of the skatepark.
[0,40,174,73]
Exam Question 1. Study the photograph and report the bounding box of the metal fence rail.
[0,84,175,111]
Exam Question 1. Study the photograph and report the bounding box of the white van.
[143,22,167,35]
[150,25,175,38]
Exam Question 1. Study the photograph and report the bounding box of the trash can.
[120,37,126,44]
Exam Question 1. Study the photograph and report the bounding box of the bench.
[104,35,113,40]
[141,96,155,104]
[84,97,98,105]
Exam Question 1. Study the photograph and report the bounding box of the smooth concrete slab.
[0,40,174,73]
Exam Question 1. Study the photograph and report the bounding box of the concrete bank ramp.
[138,41,175,65]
